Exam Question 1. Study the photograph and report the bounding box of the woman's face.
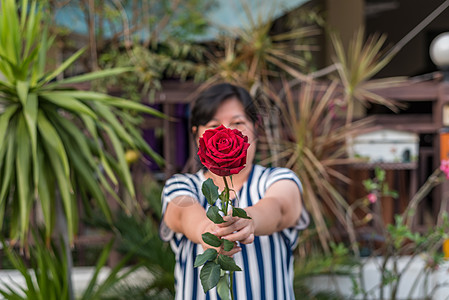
[195,97,257,166]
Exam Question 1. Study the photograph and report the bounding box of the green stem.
[223,176,231,215]
[230,271,235,300]
[404,169,443,227]
[223,176,235,300]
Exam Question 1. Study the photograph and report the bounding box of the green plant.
[47,0,216,70]
[93,210,176,299]
[98,41,208,102]
[0,0,163,246]
[294,242,358,300]
[263,79,372,252]
[0,231,70,300]
[83,179,175,299]
[331,28,406,127]
[0,0,165,298]
[193,0,321,92]
[0,229,137,300]
[299,165,449,300]
[349,166,448,300]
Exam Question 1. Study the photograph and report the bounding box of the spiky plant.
[0,230,138,300]
[198,0,321,91]
[0,0,164,247]
[331,28,406,127]
[265,79,372,252]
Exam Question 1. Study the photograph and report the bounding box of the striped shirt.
[160,165,310,300]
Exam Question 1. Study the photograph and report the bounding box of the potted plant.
[296,165,449,300]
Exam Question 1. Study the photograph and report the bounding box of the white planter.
[349,129,419,163]
[305,256,449,299]
[0,267,111,298]
[0,266,154,298]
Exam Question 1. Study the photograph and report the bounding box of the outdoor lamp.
[430,32,449,81]
[431,32,449,161]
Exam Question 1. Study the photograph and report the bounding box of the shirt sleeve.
[265,167,310,231]
[159,173,199,242]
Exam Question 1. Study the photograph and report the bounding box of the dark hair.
[190,83,258,134]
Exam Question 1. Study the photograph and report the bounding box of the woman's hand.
[199,219,242,256]
[213,213,255,245]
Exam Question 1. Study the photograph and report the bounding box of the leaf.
[15,115,31,243]
[103,124,136,198]
[232,207,251,219]
[219,190,227,202]
[202,232,222,247]
[0,104,18,151]
[52,67,133,85]
[1,0,19,66]
[217,275,231,300]
[16,80,29,105]
[80,240,114,298]
[37,111,70,178]
[124,123,164,167]
[194,248,218,268]
[44,143,76,245]
[43,90,168,119]
[33,22,49,85]
[94,102,135,147]
[37,144,55,240]
[40,92,98,119]
[0,133,15,221]
[199,261,221,293]
[202,178,219,205]
[39,47,86,86]
[218,254,242,271]
[206,206,224,224]
[222,239,234,252]
[22,93,38,195]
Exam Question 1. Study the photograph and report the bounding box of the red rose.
[197,125,250,177]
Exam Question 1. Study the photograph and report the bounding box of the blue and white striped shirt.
[160,165,309,300]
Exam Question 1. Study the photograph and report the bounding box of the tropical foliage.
[85,179,175,299]
[1,0,444,299]
[294,166,449,300]
[0,229,138,300]
[46,0,216,102]
[0,0,164,246]
[331,28,411,127]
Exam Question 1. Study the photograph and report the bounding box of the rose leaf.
[218,254,242,271]
[194,248,218,268]
[200,261,221,293]
[217,275,231,300]
[222,239,234,252]
[219,190,227,202]
[202,178,219,205]
[202,232,223,247]
[207,206,225,224]
[232,207,251,219]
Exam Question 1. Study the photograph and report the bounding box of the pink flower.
[440,159,449,179]
[367,193,377,204]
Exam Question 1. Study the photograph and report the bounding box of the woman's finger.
[219,242,241,257]
[240,233,254,244]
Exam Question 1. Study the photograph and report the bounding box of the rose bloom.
[367,193,377,204]
[197,125,250,177]
[440,159,449,179]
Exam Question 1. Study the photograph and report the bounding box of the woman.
[160,83,309,299]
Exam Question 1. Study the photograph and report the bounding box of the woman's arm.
[164,196,242,255]
[215,179,302,243]
[164,196,211,245]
